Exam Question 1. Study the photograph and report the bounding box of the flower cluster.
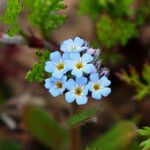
[44,37,111,105]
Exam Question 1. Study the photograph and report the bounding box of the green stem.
[70,103,81,150]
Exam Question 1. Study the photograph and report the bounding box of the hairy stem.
[70,103,81,150]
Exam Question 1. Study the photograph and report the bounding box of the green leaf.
[28,0,67,36]
[137,127,150,136]
[23,106,69,150]
[67,107,100,128]
[89,121,136,150]
[25,50,50,82]
[0,138,22,150]
[143,64,150,84]
[117,65,150,101]
[96,15,137,48]
[137,126,150,150]
[0,0,23,36]
[140,139,150,150]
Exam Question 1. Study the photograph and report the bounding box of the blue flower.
[45,76,67,97]
[65,77,88,105]
[69,52,96,78]
[88,73,111,100]
[60,37,87,53]
[45,51,70,79]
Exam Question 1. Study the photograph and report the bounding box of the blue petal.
[82,86,89,95]
[65,79,75,90]
[65,92,75,103]
[83,64,95,74]
[60,39,74,52]
[62,75,67,83]
[87,82,93,91]
[45,61,55,73]
[52,70,63,79]
[99,87,111,97]
[70,52,80,61]
[50,51,61,62]
[63,39,74,46]
[76,76,87,86]
[99,76,111,86]
[76,96,88,105]
[62,52,70,60]
[45,79,52,89]
[90,73,99,82]
[71,69,83,78]
[49,88,60,97]
[60,44,68,52]
[82,53,93,63]
[92,91,102,100]
[77,47,88,52]
[74,37,84,46]
[64,60,73,70]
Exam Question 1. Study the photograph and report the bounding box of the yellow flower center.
[56,82,63,89]
[56,63,64,70]
[93,84,100,91]
[75,87,82,96]
[76,62,83,69]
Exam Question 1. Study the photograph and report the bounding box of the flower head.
[45,51,70,79]
[44,37,111,105]
[69,52,96,78]
[65,77,88,105]
[88,73,111,100]
[60,37,87,53]
[45,76,67,97]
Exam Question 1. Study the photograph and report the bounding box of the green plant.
[0,0,66,37]
[117,65,150,100]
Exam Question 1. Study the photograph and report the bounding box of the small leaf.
[25,50,50,82]
[117,65,150,101]
[28,0,67,36]
[140,139,150,150]
[89,121,136,150]
[137,127,150,136]
[23,106,69,150]
[67,107,100,128]
[0,0,23,36]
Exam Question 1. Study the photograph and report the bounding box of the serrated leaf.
[137,127,150,136]
[117,65,150,101]
[89,121,136,150]
[67,107,100,128]
[0,0,23,36]
[140,139,150,150]
[28,0,67,36]
[23,106,69,150]
[25,50,50,82]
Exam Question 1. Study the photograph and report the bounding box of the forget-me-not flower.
[88,73,111,100]
[45,51,70,79]
[60,37,87,53]
[45,76,67,97]
[65,77,88,105]
[69,52,96,78]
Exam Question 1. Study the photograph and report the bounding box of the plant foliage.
[0,0,23,35]
[89,121,136,150]
[23,106,69,150]
[25,50,50,82]
[28,0,67,36]
[78,0,150,48]
[67,107,100,128]
[137,127,150,150]
[117,65,150,100]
